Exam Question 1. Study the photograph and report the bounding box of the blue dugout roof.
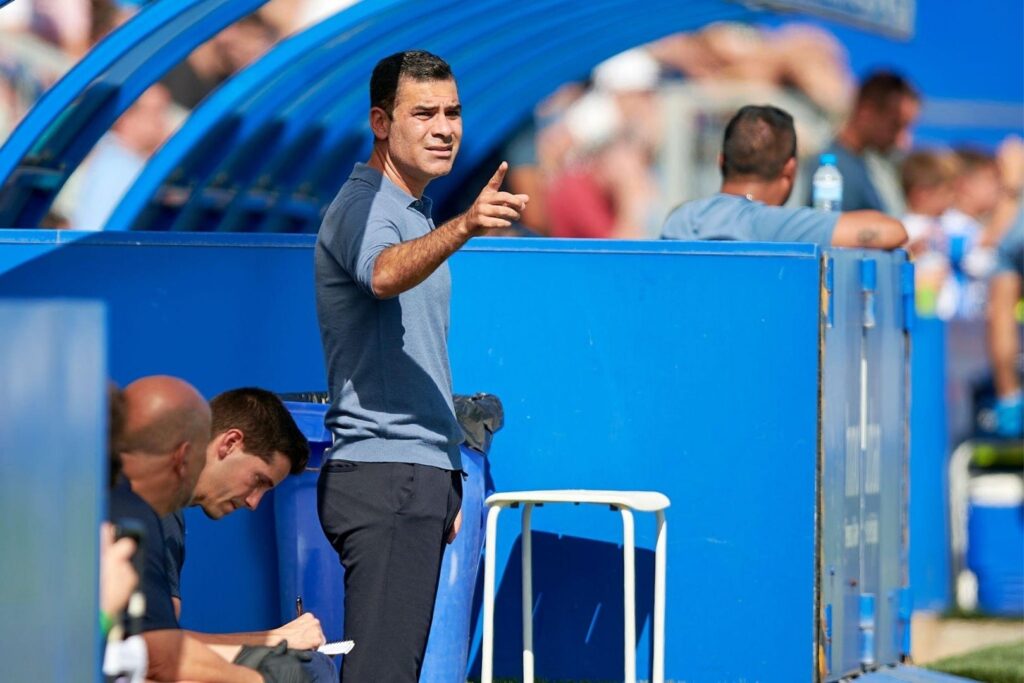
[0,0,914,232]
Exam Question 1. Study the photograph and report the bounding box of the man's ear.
[369,107,391,141]
[171,442,189,479]
[782,156,798,184]
[217,428,244,460]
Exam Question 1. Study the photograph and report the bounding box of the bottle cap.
[820,153,837,165]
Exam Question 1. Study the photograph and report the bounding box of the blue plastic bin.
[966,474,1024,616]
[276,397,496,680]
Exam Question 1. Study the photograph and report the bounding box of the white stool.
[481,490,670,683]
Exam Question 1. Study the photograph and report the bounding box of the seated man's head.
[192,388,309,519]
[117,376,212,516]
[849,71,920,153]
[720,104,798,206]
[901,150,957,217]
[953,148,1002,219]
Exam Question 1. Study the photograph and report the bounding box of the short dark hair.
[370,50,454,116]
[856,70,919,109]
[210,388,309,475]
[720,105,797,181]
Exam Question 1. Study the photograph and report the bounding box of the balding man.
[662,104,907,249]
[111,376,307,683]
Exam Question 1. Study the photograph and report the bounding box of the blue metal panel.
[450,239,822,681]
[0,236,911,680]
[0,234,824,681]
[874,252,909,666]
[908,317,952,612]
[822,249,868,678]
[0,0,265,227]
[0,299,107,682]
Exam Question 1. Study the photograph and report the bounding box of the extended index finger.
[486,161,509,191]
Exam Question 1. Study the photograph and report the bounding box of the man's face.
[194,433,291,519]
[865,94,919,153]
[379,76,462,187]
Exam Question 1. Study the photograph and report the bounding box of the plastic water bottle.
[813,153,843,212]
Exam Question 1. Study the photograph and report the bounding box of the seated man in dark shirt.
[663,104,907,250]
[160,388,334,678]
[111,376,312,683]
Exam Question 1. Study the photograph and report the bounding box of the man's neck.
[121,458,179,516]
[837,124,866,154]
[720,180,783,207]
[367,147,426,198]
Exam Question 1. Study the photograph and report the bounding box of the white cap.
[563,91,622,150]
[592,48,660,93]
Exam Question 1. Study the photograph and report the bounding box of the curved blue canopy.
[110,0,754,232]
[0,0,265,227]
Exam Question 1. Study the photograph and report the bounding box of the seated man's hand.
[234,642,312,683]
[271,613,325,650]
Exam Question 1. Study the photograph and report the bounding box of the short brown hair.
[900,151,958,195]
[953,147,998,176]
[856,70,919,109]
[210,388,309,474]
[370,50,454,116]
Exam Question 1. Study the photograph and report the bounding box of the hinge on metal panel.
[861,259,877,329]
[824,603,833,673]
[824,256,835,328]
[859,593,876,669]
[900,262,915,332]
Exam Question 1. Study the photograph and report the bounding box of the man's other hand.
[447,508,463,545]
[462,162,529,235]
[271,613,326,650]
[234,642,313,683]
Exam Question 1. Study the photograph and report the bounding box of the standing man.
[805,71,920,214]
[314,50,527,682]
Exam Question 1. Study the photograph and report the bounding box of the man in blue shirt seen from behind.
[663,104,906,250]
[314,50,529,683]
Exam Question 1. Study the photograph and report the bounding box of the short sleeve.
[161,512,185,600]
[750,204,839,247]
[320,191,402,297]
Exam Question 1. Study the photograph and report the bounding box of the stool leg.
[653,510,667,683]
[522,503,535,683]
[621,507,637,683]
[482,504,503,683]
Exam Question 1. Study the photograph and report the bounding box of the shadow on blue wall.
[468,532,656,681]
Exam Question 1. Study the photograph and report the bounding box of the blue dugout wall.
[0,232,917,681]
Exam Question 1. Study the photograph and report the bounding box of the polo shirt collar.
[350,163,433,218]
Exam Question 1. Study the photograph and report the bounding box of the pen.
[296,596,303,617]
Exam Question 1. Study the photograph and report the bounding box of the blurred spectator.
[805,71,920,214]
[72,84,172,230]
[937,142,1024,318]
[987,212,1024,437]
[546,50,662,239]
[900,150,959,314]
[650,22,853,116]
[162,13,278,109]
[662,104,906,249]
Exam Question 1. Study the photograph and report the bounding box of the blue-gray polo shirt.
[661,192,838,247]
[315,163,463,470]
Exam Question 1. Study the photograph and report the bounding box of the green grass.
[927,640,1024,683]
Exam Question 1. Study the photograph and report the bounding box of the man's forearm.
[989,273,1022,397]
[185,628,278,648]
[371,215,471,298]
[143,630,261,683]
